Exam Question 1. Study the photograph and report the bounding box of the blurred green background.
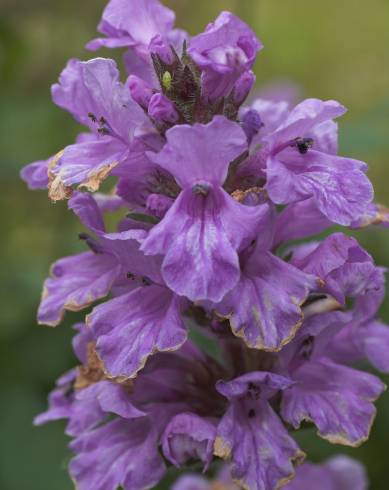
[1,0,389,488]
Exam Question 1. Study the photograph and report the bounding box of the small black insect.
[293,137,314,154]
[248,409,256,418]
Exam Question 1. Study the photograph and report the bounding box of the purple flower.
[38,250,120,327]
[279,311,385,447]
[48,58,147,200]
[285,455,368,490]
[215,228,318,351]
[87,0,175,51]
[86,0,188,82]
[70,418,165,490]
[173,456,368,490]
[258,98,374,225]
[87,283,188,379]
[36,333,222,490]
[25,2,389,488]
[141,116,267,302]
[189,12,262,101]
[214,372,304,490]
[37,192,147,326]
[289,232,385,311]
[162,412,216,470]
[329,319,389,373]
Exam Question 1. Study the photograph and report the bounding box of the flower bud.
[128,75,153,109]
[233,70,256,105]
[148,93,179,124]
[149,34,174,65]
[146,193,174,219]
[241,109,263,144]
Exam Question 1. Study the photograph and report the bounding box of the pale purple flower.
[25,2,389,488]
[189,12,262,101]
[86,0,188,82]
[141,116,268,302]
[259,98,374,225]
[47,58,148,200]
[214,372,304,490]
[173,456,368,490]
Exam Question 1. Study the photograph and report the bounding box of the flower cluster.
[21,0,389,489]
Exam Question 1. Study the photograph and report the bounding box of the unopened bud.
[241,109,263,144]
[148,93,179,124]
[146,193,174,219]
[128,75,153,110]
[233,71,256,105]
[150,34,174,65]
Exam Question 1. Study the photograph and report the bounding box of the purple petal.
[172,475,209,490]
[69,418,165,490]
[68,192,106,234]
[148,93,179,124]
[51,58,144,139]
[351,202,389,229]
[274,198,331,246]
[266,98,346,150]
[285,456,368,490]
[266,150,373,226]
[281,358,385,446]
[20,159,49,190]
[329,320,389,373]
[149,116,247,188]
[74,381,145,422]
[291,233,384,309]
[162,412,216,469]
[245,98,290,143]
[72,323,94,364]
[215,397,304,490]
[50,137,126,198]
[189,12,262,101]
[142,188,266,302]
[34,369,76,426]
[217,251,317,350]
[86,0,175,50]
[88,285,187,378]
[38,252,120,326]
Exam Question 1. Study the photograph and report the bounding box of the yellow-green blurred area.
[1,0,389,488]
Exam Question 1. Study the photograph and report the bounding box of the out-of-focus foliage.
[1,1,388,488]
